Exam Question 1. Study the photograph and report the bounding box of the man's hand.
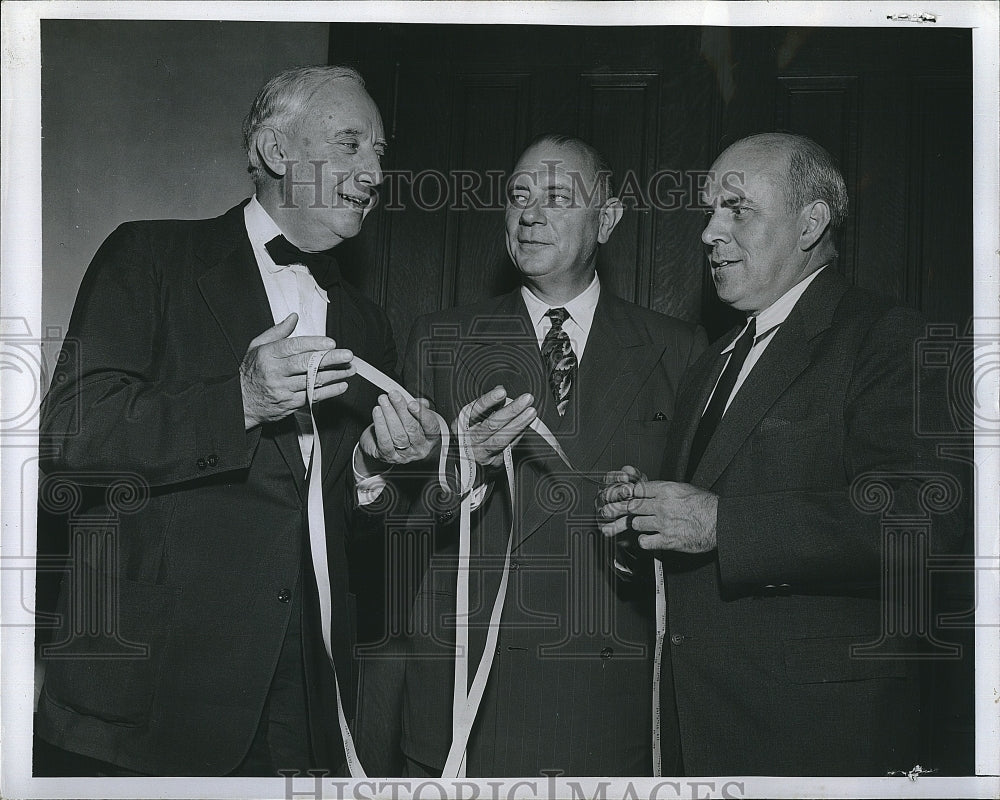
[454,386,536,468]
[600,465,648,492]
[240,314,356,430]
[596,476,720,554]
[358,393,442,469]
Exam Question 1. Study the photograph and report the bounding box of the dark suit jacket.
[35,202,396,775]
[394,288,705,777]
[658,267,966,776]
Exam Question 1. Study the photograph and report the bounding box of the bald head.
[717,133,848,232]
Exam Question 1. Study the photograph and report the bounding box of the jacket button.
[510,559,520,571]
[600,647,614,659]
[277,589,291,603]
[670,634,686,645]
[654,411,666,420]
[196,458,207,470]
[207,454,219,467]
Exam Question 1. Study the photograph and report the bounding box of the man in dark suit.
[597,133,966,775]
[394,134,706,777]
[34,65,437,777]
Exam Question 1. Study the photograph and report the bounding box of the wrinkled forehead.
[509,145,599,191]
[304,80,384,133]
[701,151,788,207]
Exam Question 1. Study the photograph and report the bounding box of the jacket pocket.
[783,635,910,684]
[752,413,831,448]
[42,574,180,725]
[623,418,673,473]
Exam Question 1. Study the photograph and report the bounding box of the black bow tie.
[265,235,341,289]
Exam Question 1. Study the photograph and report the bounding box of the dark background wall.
[332,24,972,344]
[40,20,330,344]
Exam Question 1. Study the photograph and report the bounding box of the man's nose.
[520,198,545,225]
[355,149,383,189]
[701,210,729,245]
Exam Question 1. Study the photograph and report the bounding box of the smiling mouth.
[339,192,371,210]
[713,258,742,268]
[519,240,551,246]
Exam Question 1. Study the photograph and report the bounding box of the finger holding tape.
[378,393,411,449]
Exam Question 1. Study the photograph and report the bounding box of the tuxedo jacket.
[396,288,706,777]
[35,202,396,775]
[658,267,967,776]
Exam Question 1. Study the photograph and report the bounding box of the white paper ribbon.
[304,352,666,778]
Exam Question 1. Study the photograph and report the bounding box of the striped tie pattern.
[540,307,578,416]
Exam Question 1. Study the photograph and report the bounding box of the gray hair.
[520,133,616,201]
[731,132,849,231]
[242,65,365,190]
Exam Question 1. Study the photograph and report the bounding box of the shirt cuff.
[467,481,490,511]
[353,440,391,506]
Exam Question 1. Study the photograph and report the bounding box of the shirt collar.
[722,266,828,354]
[521,273,601,334]
[245,196,290,275]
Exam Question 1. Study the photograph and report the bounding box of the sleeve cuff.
[353,440,392,506]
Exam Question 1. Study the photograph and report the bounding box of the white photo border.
[2,2,997,798]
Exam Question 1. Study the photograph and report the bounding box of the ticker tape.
[305,351,666,778]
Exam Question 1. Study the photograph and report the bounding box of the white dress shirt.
[707,266,827,415]
[244,197,330,471]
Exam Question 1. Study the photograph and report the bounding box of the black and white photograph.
[1,2,997,799]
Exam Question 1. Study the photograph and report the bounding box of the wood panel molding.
[776,75,861,283]
[579,72,661,307]
[441,72,531,308]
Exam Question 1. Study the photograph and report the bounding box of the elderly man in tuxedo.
[382,134,706,777]
[35,65,438,777]
[598,132,966,775]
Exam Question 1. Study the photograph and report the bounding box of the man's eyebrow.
[332,127,364,137]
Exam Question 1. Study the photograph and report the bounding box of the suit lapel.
[690,267,849,488]
[663,337,728,481]
[318,283,366,485]
[571,293,664,472]
[454,291,540,411]
[195,203,305,494]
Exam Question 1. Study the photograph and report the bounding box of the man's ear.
[254,127,289,177]
[597,197,625,244]
[799,199,832,250]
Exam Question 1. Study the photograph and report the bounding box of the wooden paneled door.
[332,24,971,343]
[332,23,974,774]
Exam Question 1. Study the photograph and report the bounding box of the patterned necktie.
[685,316,757,481]
[265,235,341,289]
[540,307,578,416]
